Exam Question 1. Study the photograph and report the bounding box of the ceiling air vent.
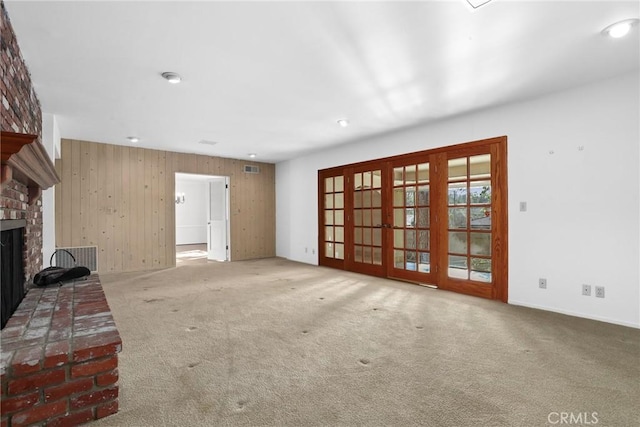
[244,165,260,174]
[198,140,219,146]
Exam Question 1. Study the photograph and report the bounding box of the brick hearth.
[1,275,122,427]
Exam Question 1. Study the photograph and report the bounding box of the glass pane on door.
[323,175,345,260]
[447,154,491,282]
[392,162,430,273]
[353,169,383,266]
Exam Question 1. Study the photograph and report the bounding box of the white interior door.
[207,177,230,261]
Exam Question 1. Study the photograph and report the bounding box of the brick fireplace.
[1,4,122,426]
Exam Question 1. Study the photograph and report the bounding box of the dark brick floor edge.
[1,275,122,427]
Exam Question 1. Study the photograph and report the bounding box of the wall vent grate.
[244,165,260,174]
[55,246,98,272]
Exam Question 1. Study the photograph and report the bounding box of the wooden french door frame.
[318,136,508,302]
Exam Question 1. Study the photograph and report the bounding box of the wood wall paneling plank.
[96,142,108,272]
[150,149,160,268]
[78,142,90,247]
[158,151,167,268]
[54,159,62,246]
[120,146,131,271]
[143,148,150,270]
[187,153,198,174]
[60,141,73,246]
[87,142,99,248]
[70,141,82,246]
[164,152,175,267]
[104,143,115,272]
[112,145,123,272]
[197,154,208,174]
[128,147,141,271]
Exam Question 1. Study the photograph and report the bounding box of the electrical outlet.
[539,278,547,289]
[595,286,605,298]
[582,284,591,296]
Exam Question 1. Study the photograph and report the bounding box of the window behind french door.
[318,136,508,302]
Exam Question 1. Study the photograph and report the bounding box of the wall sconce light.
[175,192,185,204]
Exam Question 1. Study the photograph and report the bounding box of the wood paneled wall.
[55,139,275,273]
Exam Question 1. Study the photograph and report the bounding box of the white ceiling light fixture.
[466,0,493,10]
[161,71,182,84]
[248,153,257,158]
[337,119,350,128]
[127,136,140,143]
[601,19,639,39]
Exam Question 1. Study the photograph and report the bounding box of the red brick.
[11,346,42,376]
[96,369,118,387]
[1,416,7,427]
[73,338,122,363]
[11,400,67,427]
[72,331,121,353]
[70,386,118,410]
[1,325,25,339]
[50,317,71,329]
[45,409,94,427]
[0,390,40,414]
[1,338,43,353]
[74,302,109,317]
[70,355,117,378]
[47,327,71,342]
[8,368,66,395]
[96,399,118,419]
[44,342,70,369]
[44,377,93,402]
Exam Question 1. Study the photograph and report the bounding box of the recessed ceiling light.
[248,153,257,158]
[127,136,140,143]
[337,119,350,128]
[602,19,639,39]
[161,72,182,84]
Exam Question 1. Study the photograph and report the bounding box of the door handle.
[374,224,392,228]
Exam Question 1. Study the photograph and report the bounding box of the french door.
[318,136,507,302]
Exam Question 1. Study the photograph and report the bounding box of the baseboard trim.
[509,299,639,329]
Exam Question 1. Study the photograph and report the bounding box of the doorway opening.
[175,173,230,264]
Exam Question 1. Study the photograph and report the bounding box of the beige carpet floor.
[92,256,639,427]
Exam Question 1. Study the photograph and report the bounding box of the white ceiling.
[5,1,639,163]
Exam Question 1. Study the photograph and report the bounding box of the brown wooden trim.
[433,152,449,291]
[491,138,508,302]
[325,136,507,172]
[317,136,508,303]
[317,169,346,270]
[1,131,60,201]
[1,132,36,162]
[441,279,494,299]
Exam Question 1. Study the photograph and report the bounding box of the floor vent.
[55,246,98,272]
[244,165,260,174]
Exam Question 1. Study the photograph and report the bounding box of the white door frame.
[174,172,230,262]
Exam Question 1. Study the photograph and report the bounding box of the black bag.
[33,250,91,287]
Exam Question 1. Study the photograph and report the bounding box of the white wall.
[175,179,208,245]
[276,72,640,328]
[41,113,61,265]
